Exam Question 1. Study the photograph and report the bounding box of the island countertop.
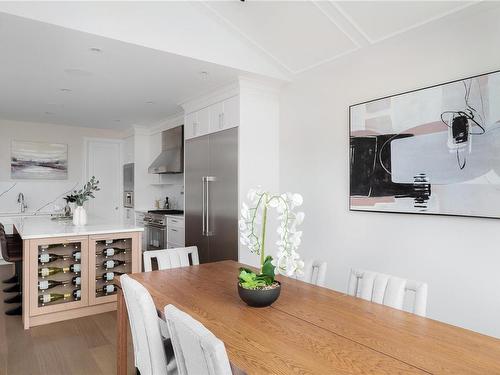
[13,215,144,240]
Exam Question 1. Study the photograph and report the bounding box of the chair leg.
[4,293,21,304]
[5,305,22,316]
[3,284,20,293]
[2,275,18,284]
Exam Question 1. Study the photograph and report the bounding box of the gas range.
[144,210,184,227]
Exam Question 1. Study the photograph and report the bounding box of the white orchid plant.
[238,188,305,289]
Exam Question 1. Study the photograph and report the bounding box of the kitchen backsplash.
[0,180,79,214]
[153,183,184,210]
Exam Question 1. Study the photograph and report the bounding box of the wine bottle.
[72,276,81,286]
[73,289,81,301]
[38,266,70,278]
[39,292,71,304]
[38,253,70,264]
[70,263,81,274]
[101,247,127,257]
[103,259,126,269]
[96,271,125,282]
[96,284,117,296]
[38,279,70,290]
[72,250,81,261]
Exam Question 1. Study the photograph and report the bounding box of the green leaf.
[261,256,275,279]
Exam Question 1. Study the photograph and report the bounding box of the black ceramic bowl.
[238,282,281,307]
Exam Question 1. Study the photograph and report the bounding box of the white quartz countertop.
[13,215,144,240]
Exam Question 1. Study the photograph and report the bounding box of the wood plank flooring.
[0,264,135,375]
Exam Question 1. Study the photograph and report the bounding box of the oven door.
[145,224,167,250]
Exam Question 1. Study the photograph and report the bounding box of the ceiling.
[0,12,244,129]
[204,1,479,74]
[0,1,491,130]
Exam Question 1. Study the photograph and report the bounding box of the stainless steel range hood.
[148,125,184,174]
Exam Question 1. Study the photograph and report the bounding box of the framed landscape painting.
[11,141,68,180]
[349,69,500,219]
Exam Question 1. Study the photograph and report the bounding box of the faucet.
[17,192,27,213]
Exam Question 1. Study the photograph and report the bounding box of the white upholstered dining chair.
[120,274,177,375]
[347,268,428,317]
[165,304,232,375]
[143,246,200,339]
[143,246,199,272]
[296,259,327,286]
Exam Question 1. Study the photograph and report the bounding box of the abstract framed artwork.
[11,141,68,180]
[349,69,500,219]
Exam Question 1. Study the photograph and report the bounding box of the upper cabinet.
[185,95,239,140]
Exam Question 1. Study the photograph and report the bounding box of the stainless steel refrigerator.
[185,127,238,264]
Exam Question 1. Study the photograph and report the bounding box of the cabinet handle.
[171,229,178,232]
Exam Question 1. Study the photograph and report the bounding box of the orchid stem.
[260,194,268,272]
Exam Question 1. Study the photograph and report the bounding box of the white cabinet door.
[184,112,197,140]
[222,95,239,129]
[185,96,239,139]
[196,106,210,137]
[209,101,224,133]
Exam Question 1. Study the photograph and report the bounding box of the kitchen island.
[13,215,143,329]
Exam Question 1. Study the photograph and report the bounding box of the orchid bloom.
[239,188,305,277]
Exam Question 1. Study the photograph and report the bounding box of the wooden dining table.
[116,260,500,375]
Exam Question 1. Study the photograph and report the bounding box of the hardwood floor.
[0,264,135,375]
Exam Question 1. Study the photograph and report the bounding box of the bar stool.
[0,223,23,315]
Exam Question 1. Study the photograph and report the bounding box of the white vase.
[73,206,87,226]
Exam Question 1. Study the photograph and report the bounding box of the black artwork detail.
[350,134,428,201]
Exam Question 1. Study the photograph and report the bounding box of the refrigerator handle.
[202,176,206,236]
[205,176,216,236]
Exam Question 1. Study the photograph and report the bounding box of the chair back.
[0,224,8,260]
[347,268,428,317]
[120,274,169,374]
[297,259,327,286]
[165,304,232,375]
[143,246,199,272]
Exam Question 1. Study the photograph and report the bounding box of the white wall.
[279,6,500,338]
[0,119,123,214]
[238,79,281,266]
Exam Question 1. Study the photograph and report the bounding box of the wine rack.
[25,232,141,328]
[95,238,131,298]
[89,235,136,305]
[37,241,82,308]
[29,236,89,317]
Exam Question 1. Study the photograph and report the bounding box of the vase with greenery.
[71,176,100,226]
[238,188,305,306]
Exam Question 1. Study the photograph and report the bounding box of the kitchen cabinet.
[18,220,143,329]
[167,216,185,248]
[185,95,239,140]
[222,95,239,130]
[185,107,210,139]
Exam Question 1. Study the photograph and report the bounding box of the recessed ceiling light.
[146,101,155,104]
[60,88,72,93]
[89,47,102,53]
[199,71,209,79]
